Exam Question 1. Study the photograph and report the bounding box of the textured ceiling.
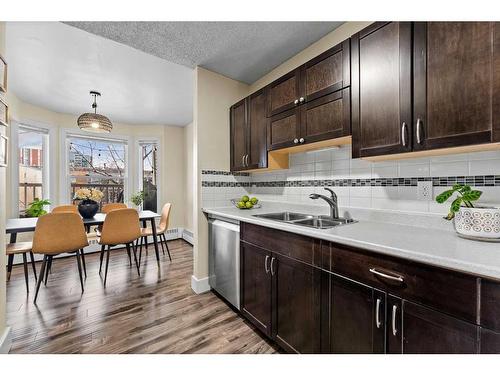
[64,22,343,84]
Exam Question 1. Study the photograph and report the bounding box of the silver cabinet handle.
[299,138,305,144]
[294,99,299,105]
[270,257,275,276]
[293,138,299,144]
[416,118,422,144]
[242,155,245,166]
[375,298,382,329]
[369,268,404,283]
[401,122,407,147]
[299,97,305,103]
[392,305,398,336]
[264,255,270,274]
[245,154,249,167]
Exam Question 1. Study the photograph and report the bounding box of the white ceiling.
[6,22,194,126]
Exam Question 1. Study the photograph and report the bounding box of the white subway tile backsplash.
[399,163,430,177]
[430,161,469,177]
[469,159,500,175]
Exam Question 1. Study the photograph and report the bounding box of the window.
[67,135,128,209]
[18,125,49,215]
[139,141,158,213]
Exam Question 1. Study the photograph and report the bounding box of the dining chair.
[32,212,89,303]
[98,208,141,286]
[6,242,37,293]
[52,204,78,213]
[102,202,127,213]
[137,203,172,263]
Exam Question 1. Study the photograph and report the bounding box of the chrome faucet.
[309,188,339,220]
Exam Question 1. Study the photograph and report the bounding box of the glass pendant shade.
[77,91,113,133]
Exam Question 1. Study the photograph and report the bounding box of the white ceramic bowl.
[454,206,500,239]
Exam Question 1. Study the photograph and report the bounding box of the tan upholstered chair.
[138,203,172,263]
[6,242,37,293]
[102,202,127,213]
[32,213,89,303]
[99,208,141,286]
[52,204,78,213]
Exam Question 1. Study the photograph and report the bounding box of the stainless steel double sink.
[252,212,356,229]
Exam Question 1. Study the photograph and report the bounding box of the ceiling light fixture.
[77,91,113,133]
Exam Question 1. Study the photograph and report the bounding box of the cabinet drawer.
[330,242,479,323]
[479,279,500,331]
[240,222,316,265]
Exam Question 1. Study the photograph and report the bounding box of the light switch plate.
[417,181,433,201]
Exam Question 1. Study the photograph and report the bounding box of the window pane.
[141,143,158,213]
[68,136,126,208]
[18,127,45,215]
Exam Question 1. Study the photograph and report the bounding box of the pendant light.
[77,91,113,133]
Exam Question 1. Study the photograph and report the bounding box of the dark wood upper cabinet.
[267,69,302,117]
[240,242,272,337]
[267,107,301,151]
[351,22,413,158]
[229,88,268,171]
[272,253,321,353]
[230,98,247,171]
[413,22,500,151]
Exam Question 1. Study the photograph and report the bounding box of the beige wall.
[4,92,187,229]
[0,21,7,348]
[193,67,248,281]
[184,122,194,232]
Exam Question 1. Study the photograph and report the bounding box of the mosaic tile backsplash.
[201,145,500,215]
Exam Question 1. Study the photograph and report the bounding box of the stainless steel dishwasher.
[208,217,240,310]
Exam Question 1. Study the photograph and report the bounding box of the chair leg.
[99,245,105,274]
[22,253,29,294]
[163,234,172,261]
[126,245,132,267]
[139,237,143,265]
[34,256,48,304]
[128,242,140,276]
[29,251,37,281]
[104,246,111,287]
[44,256,52,286]
[159,234,166,256]
[7,254,14,282]
[80,249,87,278]
[75,250,85,294]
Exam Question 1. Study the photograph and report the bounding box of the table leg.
[7,233,17,281]
[150,218,160,263]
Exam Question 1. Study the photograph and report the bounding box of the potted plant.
[436,184,500,240]
[25,198,51,217]
[74,188,104,219]
[130,191,145,211]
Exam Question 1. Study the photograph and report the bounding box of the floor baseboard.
[0,327,12,354]
[191,275,210,294]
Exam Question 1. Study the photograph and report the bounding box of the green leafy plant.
[25,198,51,218]
[130,191,145,207]
[435,184,482,220]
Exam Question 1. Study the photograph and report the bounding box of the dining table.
[5,210,162,274]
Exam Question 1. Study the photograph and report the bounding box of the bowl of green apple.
[231,196,261,210]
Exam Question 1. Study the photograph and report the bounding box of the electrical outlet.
[417,181,433,201]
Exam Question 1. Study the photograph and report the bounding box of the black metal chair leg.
[99,245,105,274]
[128,242,140,276]
[7,254,14,282]
[22,253,29,294]
[139,236,143,265]
[75,251,84,294]
[104,246,111,287]
[29,251,38,281]
[126,245,132,267]
[44,256,52,286]
[34,256,48,303]
[80,249,87,278]
[163,234,172,261]
[159,234,166,256]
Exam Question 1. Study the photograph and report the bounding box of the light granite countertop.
[202,201,500,281]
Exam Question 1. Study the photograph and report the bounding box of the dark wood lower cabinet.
[480,328,500,353]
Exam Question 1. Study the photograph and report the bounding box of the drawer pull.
[392,305,398,336]
[264,255,270,274]
[270,257,276,276]
[369,268,404,283]
[375,297,382,329]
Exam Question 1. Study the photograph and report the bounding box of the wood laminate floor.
[6,240,280,354]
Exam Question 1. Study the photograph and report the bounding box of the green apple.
[241,195,250,202]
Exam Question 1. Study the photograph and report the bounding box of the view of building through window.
[140,142,158,213]
[68,135,127,209]
[18,126,47,214]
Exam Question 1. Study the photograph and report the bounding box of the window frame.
[136,137,162,214]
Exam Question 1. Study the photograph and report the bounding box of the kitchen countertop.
[203,203,500,281]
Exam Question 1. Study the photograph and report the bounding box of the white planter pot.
[454,206,500,239]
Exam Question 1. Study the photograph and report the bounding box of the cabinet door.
[300,88,350,144]
[480,328,500,353]
[413,22,500,151]
[230,98,248,171]
[402,301,479,354]
[329,274,386,353]
[267,68,302,117]
[303,39,350,102]
[247,88,268,169]
[267,107,301,151]
[272,254,321,353]
[351,22,412,158]
[240,242,272,337]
